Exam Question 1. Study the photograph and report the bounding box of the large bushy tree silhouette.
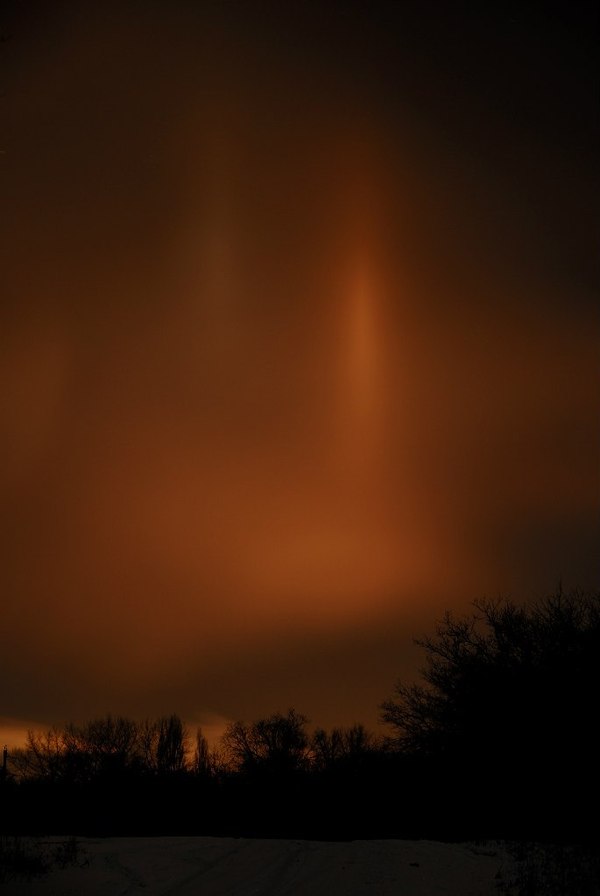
[381,590,600,761]
[380,589,600,839]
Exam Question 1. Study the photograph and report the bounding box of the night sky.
[1,1,598,747]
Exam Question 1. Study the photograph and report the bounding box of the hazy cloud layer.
[1,2,598,743]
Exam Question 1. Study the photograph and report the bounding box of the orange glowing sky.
[1,2,598,747]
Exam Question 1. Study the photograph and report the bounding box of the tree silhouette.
[380,589,600,838]
[311,724,375,772]
[14,714,191,784]
[65,716,140,781]
[193,728,212,777]
[155,715,188,775]
[222,709,309,777]
[16,728,66,783]
[381,590,600,763]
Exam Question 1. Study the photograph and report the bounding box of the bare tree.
[137,715,189,774]
[222,709,309,775]
[193,728,212,777]
[311,724,375,771]
[12,728,66,782]
[381,589,600,768]
[156,715,188,775]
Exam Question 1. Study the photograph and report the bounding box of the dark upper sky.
[1,1,598,746]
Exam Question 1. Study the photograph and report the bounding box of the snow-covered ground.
[2,835,511,895]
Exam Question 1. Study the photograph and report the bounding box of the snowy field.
[2,835,512,895]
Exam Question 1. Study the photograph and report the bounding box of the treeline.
[2,589,599,842]
[10,710,377,784]
[3,711,390,840]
